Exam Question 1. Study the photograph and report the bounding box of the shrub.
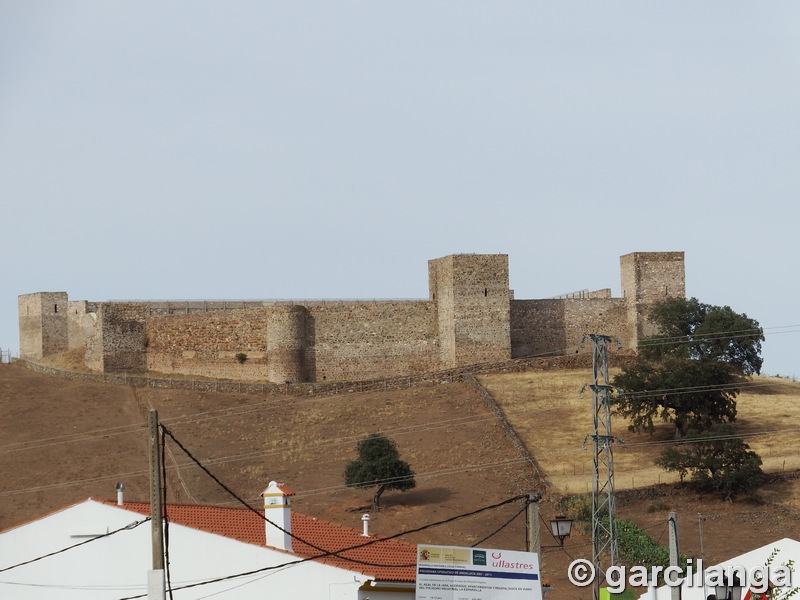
[561,494,592,522]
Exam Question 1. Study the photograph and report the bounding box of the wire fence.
[0,349,13,364]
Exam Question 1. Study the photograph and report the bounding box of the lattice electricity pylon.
[588,334,618,600]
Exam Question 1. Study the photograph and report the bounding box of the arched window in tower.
[484,288,488,297]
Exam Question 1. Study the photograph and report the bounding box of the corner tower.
[429,254,511,367]
[620,251,685,348]
[266,305,309,384]
[18,292,68,360]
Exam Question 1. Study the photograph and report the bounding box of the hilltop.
[2,362,800,599]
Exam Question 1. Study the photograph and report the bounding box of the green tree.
[638,297,764,374]
[344,433,415,510]
[613,297,764,438]
[655,426,764,500]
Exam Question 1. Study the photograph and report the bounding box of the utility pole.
[698,513,706,598]
[148,410,166,600]
[526,493,542,563]
[588,334,618,600]
[668,512,681,600]
[697,513,705,562]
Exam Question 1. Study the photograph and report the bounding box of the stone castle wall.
[510,298,629,357]
[620,251,686,348]
[85,303,148,372]
[67,301,98,350]
[307,301,438,381]
[19,251,685,383]
[143,301,438,382]
[145,309,272,381]
[429,254,511,366]
[18,292,68,360]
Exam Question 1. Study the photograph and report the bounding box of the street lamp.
[713,574,743,600]
[549,516,573,546]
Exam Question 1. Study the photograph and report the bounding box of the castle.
[18,252,685,383]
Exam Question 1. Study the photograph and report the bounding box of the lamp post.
[549,516,573,546]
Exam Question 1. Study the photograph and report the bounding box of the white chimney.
[262,481,295,552]
[116,482,124,506]
[361,513,370,537]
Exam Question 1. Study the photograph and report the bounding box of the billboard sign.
[416,544,542,600]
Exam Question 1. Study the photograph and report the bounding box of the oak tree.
[344,433,415,510]
[613,297,764,438]
[655,426,764,500]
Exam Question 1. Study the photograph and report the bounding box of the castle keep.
[18,252,685,383]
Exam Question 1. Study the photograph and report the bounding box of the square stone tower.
[620,252,686,348]
[429,254,512,367]
[18,292,69,360]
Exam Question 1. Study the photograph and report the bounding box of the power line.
[163,426,418,569]
[0,517,150,574]
[1,493,532,597]
[470,500,529,547]
[161,425,175,600]
[0,380,499,456]
[3,320,797,456]
[1,406,796,503]
[1,415,795,502]
[0,371,791,465]
[636,327,766,348]
[1,338,796,500]
[611,378,779,401]
[0,424,146,454]
[0,468,150,498]
[117,492,529,600]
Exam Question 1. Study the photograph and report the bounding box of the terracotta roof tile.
[263,482,295,496]
[95,499,416,582]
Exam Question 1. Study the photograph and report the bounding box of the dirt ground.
[2,362,799,600]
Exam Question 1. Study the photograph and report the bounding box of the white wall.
[0,500,376,599]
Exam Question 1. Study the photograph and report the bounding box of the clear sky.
[1,2,798,376]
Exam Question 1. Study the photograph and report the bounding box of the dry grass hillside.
[2,361,800,599]
[478,370,800,493]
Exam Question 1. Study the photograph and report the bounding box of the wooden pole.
[669,511,681,600]
[148,410,166,600]
[527,494,541,557]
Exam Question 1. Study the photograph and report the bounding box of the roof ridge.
[94,497,414,548]
[62,498,416,582]
[0,498,95,534]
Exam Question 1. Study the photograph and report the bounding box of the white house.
[641,538,800,600]
[0,482,416,599]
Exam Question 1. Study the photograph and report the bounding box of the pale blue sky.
[2,2,798,376]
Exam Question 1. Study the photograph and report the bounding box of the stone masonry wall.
[20,251,686,383]
[85,303,148,372]
[67,301,98,350]
[267,305,309,383]
[620,252,686,347]
[511,298,628,357]
[429,254,511,367]
[144,301,438,382]
[429,256,455,365]
[145,309,271,381]
[451,255,511,366]
[307,301,438,381]
[18,292,68,360]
